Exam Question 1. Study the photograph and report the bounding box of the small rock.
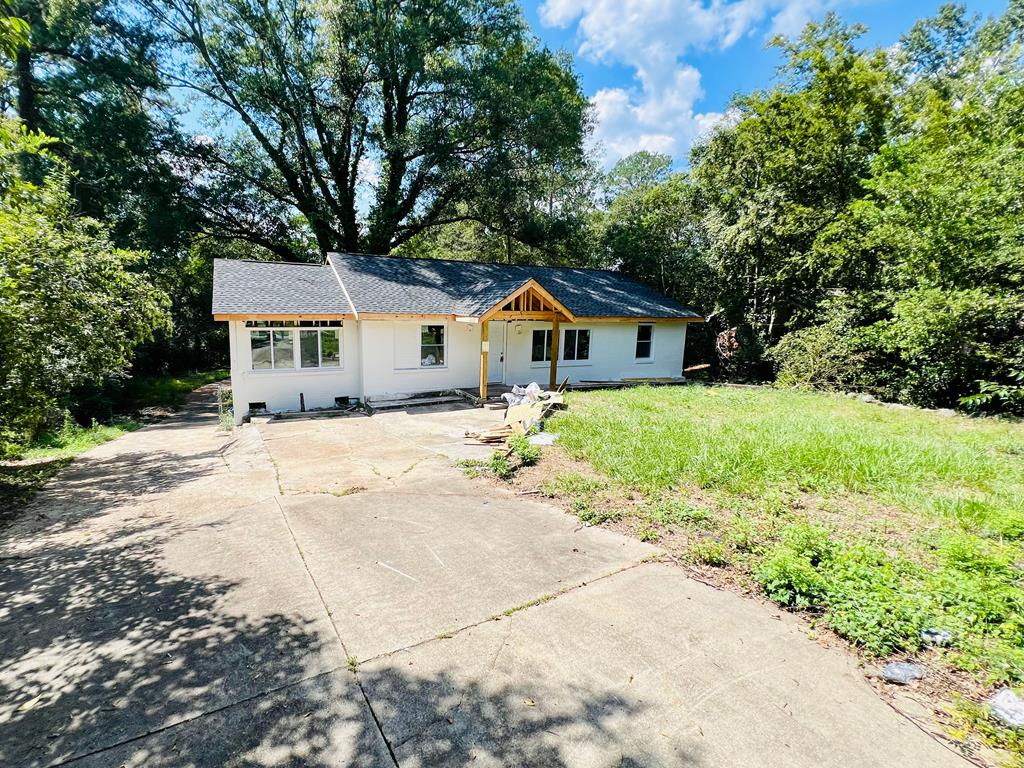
[989,688,1024,729]
[881,662,924,685]
[920,628,953,647]
[858,394,877,403]
[934,408,958,418]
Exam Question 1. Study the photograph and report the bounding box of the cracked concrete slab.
[359,562,968,768]
[1,389,973,767]
[278,485,656,660]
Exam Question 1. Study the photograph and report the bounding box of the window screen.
[563,329,590,361]
[421,325,445,366]
[531,329,552,362]
[636,324,653,359]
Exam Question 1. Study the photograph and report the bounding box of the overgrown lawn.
[546,385,1024,757]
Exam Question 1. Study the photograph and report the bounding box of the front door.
[487,321,505,383]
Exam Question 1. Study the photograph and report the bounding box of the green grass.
[549,385,1024,755]
[21,419,142,461]
[120,369,229,411]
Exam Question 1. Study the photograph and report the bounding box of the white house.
[212,252,703,423]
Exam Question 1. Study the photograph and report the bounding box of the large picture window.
[531,329,552,362]
[563,329,590,361]
[421,325,445,366]
[300,328,342,368]
[635,324,653,359]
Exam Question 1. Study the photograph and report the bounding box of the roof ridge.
[215,258,326,266]
[328,251,625,277]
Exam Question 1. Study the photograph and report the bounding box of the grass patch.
[548,385,1024,755]
[21,419,142,461]
[121,369,229,411]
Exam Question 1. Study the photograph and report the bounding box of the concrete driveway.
[0,388,969,767]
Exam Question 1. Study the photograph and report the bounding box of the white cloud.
[540,0,836,165]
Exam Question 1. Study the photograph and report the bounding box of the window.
[636,324,653,359]
[245,320,297,328]
[420,325,445,366]
[250,329,295,369]
[563,329,590,361]
[531,329,552,362]
[300,328,341,368]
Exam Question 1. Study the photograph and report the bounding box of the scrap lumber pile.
[464,379,567,446]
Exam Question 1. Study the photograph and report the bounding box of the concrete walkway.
[0,388,969,767]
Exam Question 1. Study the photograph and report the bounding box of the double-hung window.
[531,329,552,362]
[635,323,653,359]
[420,325,445,366]
[563,329,590,361]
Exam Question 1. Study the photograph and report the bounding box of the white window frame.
[635,323,654,361]
[563,328,591,362]
[249,329,297,371]
[419,324,447,368]
[299,327,343,369]
[531,328,553,363]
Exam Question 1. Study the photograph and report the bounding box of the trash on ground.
[988,688,1024,729]
[527,432,559,446]
[465,381,568,446]
[920,628,953,647]
[880,662,924,685]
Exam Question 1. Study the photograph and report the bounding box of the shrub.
[768,306,866,392]
[508,435,541,465]
[780,522,836,566]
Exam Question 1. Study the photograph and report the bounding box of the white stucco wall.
[228,320,361,422]
[227,318,690,420]
[359,319,483,398]
[500,320,687,386]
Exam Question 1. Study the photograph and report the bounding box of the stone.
[920,628,953,647]
[880,662,924,685]
[989,689,1024,729]
[858,394,877,403]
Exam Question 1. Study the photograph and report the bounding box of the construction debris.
[464,381,567,446]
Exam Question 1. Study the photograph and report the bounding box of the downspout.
[326,254,364,402]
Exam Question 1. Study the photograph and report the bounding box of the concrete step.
[368,394,466,411]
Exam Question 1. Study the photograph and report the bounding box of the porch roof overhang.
[474,279,576,324]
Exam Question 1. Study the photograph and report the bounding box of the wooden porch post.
[549,315,560,390]
[480,321,489,401]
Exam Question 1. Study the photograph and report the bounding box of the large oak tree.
[153,0,589,257]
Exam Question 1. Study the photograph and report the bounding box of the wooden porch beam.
[549,315,560,390]
[480,321,489,402]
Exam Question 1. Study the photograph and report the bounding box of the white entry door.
[487,321,505,383]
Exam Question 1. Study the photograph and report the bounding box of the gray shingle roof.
[212,259,350,316]
[330,253,702,319]
[211,254,702,320]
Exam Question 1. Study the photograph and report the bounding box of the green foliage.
[508,435,541,466]
[22,415,140,460]
[154,0,591,257]
[0,121,169,455]
[769,305,866,391]
[688,539,730,567]
[756,547,828,608]
[645,497,710,527]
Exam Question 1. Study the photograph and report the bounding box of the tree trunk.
[16,44,36,132]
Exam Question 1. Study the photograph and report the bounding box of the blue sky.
[520,0,1008,165]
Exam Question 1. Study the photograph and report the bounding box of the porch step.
[368,394,466,412]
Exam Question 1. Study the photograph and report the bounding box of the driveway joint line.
[272,495,401,767]
[359,558,657,666]
[43,662,351,767]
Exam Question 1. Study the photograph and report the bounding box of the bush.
[768,306,866,391]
